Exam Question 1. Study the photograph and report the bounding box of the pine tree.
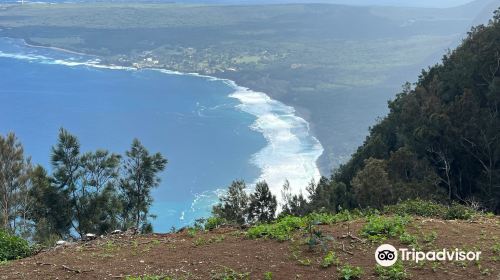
[247,181,277,223]
[120,139,167,232]
[212,180,249,225]
[0,133,31,232]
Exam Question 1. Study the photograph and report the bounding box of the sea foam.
[0,37,324,209]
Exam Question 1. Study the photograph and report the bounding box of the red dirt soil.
[1,217,499,280]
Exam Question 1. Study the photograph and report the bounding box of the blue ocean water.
[0,37,323,232]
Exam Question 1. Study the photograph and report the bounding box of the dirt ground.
[1,217,500,280]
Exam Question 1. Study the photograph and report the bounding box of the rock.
[111,229,122,235]
[83,233,97,241]
[56,240,68,246]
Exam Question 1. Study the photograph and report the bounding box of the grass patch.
[321,251,340,268]
[384,199,477,220]
[338,264,363,280]
[375,261,409,280]
[360,215,410,242]
[399,232,418,248]
[211,267,250,280]
[247,211,358,241]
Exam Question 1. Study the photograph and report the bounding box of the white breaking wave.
[0,37,324,205]
[226,83,324,198]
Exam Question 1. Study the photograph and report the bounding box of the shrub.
[375,261,409,280]
[443,203,475,220]
[384,200,476,220]
[247,216,304,241]
[338,264,363,280]
[204,217,226,231]
[263,271,273,280]
[247,211,359,241]
[0,231,32,261]
[384,200,443,217]
[360,215,410,241]
[399,232,418,247]
[321,251,340,268]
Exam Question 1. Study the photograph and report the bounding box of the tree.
[79,150,122,234]
[120,139,167,232]
[51,128,124,236]
[0,133,31,232]
[351,158,395,209]
[212,180,249,225]
[51,128,81,236]
[280,180,308,217]
[247,181,277,223]
[28,165,72,244]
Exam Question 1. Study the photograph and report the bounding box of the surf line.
[2,37,325,200]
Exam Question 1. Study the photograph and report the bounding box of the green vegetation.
[329,9,500,213]
[0,2,477,173]
[204,217,226,231]
[246,211,358,241]
[375,261,409,280]
[212,180,277,226]
[338,264,363,280]
[384,199,476,220]
[126,276,174,280]
[247,216,303,241]
[0,129,167,247]
[399,232,418,248]
[0,230,32,261]
[321,251,340,268]
[360,215,410,242]
[211,266,249,280]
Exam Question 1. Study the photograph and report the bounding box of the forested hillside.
[306,8,500,213]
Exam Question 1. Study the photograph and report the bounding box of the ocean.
[0,37,323,232]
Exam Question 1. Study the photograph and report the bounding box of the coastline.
[8,36,325,197]
[23,39,89,56]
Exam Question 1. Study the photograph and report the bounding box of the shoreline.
[7,36,325,197]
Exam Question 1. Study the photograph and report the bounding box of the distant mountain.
[173,0,478,8]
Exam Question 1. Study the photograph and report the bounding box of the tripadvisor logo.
[375,244,481,267]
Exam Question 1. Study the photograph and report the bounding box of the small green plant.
[104,240,118,252]
[321,251,340,268]
[0,230,32,261]
[304,217,334,251]
[187,227,199,238]
[204,217,226,230]
[263,271,273,280]
[247,216,304,241]
[375,261,408,280]
[194,237,207,246]
[247,211,359,241]
[297,258,312,266]
[422,231,438,244]
[211,266,250,280]
[338,264,363,280]
[360,215,410,242]
[125,276,173,280]
[399,233,418,248]
[492,242,500,261]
